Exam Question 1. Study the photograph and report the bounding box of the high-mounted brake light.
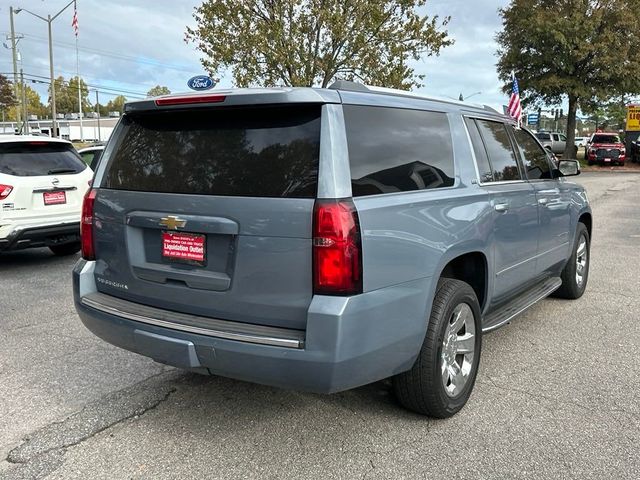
[313,199,363,296]
[0,184,13,200]
[81,189,97,260]
[154,94,226,106]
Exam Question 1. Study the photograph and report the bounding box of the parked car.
[77,144,105,172]
[574,136,588,151]
[73,83,591,418]
[586,132,626,166]
[0,135,93,255]
[535,131,578,156]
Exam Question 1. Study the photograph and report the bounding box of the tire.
[553,223,590,299]
[49,242,81,256]
[393,278,482,418]
[587,160,594,166]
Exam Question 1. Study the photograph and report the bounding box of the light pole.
[8,7,21,128]
[15,0,76,138]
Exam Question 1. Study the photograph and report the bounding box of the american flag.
[507,71,522,125]
[71,2,79,37]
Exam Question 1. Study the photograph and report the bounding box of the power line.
[0,71,147,99]
[1,31,196,72]
[0,59,157,94]
[19,71,147,97]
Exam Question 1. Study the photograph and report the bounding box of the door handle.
[494,203,509,213]
[538,198,549,206]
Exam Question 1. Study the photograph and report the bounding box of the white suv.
[0,135,92,255]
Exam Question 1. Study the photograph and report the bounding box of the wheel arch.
[578,211,592,239]
[436,250,489,312]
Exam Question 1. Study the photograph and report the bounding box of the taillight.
[313,199,363,296]
[0,184,13,200]
[81,189,97,260]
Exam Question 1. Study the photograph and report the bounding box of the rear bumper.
[0,222,80,252]
[73,259,432,393]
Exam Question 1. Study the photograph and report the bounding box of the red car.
[586,132,626,166]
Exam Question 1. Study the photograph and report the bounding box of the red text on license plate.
[44,191,66,205]
[162,232,206,262]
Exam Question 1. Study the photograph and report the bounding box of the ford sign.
[187,76,215,91]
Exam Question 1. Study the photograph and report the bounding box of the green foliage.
[48,76,91,114]
[496,0,640,156]
[106,95,127,114]
[185,0,453,89]
[4,83,47,121]
[147,85,171,97]
[0,74,17,113]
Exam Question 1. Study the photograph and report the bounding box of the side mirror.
[556,159,580,177]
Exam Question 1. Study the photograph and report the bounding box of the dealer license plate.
[161,231,206,265]
[43,191,67,205]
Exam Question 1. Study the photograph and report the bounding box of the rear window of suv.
[0,141,87,177]
[102,105,321,198]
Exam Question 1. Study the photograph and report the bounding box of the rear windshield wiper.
[47,168,78,174]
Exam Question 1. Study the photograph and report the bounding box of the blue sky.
[1,0,510,110]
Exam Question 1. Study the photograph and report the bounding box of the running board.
[482,277,562,333]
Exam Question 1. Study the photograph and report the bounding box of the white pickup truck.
[534,131,576,155]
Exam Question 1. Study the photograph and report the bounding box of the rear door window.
[465,118,494,182]
[513,128,553,180]
[475,120,522,181]
[103,105,321,198]
[0,142,87,176]
[343,105,454,196]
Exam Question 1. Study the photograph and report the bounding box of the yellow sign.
[626,105,640,131]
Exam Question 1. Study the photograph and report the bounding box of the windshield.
[0,142,87,177]
[592,134,621,144]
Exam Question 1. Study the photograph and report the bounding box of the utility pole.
[15,1,76,138]
[20,68,28,133]
[95,90,101,141]
[9,7,21,128]
[48,15,57,137]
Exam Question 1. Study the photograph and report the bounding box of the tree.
[581,96,629,132]
[4,83,47,121]
[48,76,91,114]
[147,85,171,97]
[0,74,17,118]
[496,0,640,157]
[185,0,453,89]
[105,95,127,114]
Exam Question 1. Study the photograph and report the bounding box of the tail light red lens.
[81,189,97,260]
[313,199,363,296]
[0,184,13,200]
[155,94,226,106]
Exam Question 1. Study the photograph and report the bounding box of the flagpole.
[74,1,83,141]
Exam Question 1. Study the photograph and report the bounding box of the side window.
[513,128,552,180]
[344,105,455,196]
[552,134,559,141]
[475,120,522,181]
[80,151,95,166]
[559,134,567,141]
[464,118,494,182]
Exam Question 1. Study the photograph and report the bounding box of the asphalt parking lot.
[1,172,639,479]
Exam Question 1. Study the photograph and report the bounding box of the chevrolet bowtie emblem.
[159,215,187,230]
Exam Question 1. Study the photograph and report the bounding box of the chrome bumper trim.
[80,293,304,349]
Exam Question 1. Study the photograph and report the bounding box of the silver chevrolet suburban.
[73,82,591,417]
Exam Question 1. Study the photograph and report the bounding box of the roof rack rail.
[328,80,370,92]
